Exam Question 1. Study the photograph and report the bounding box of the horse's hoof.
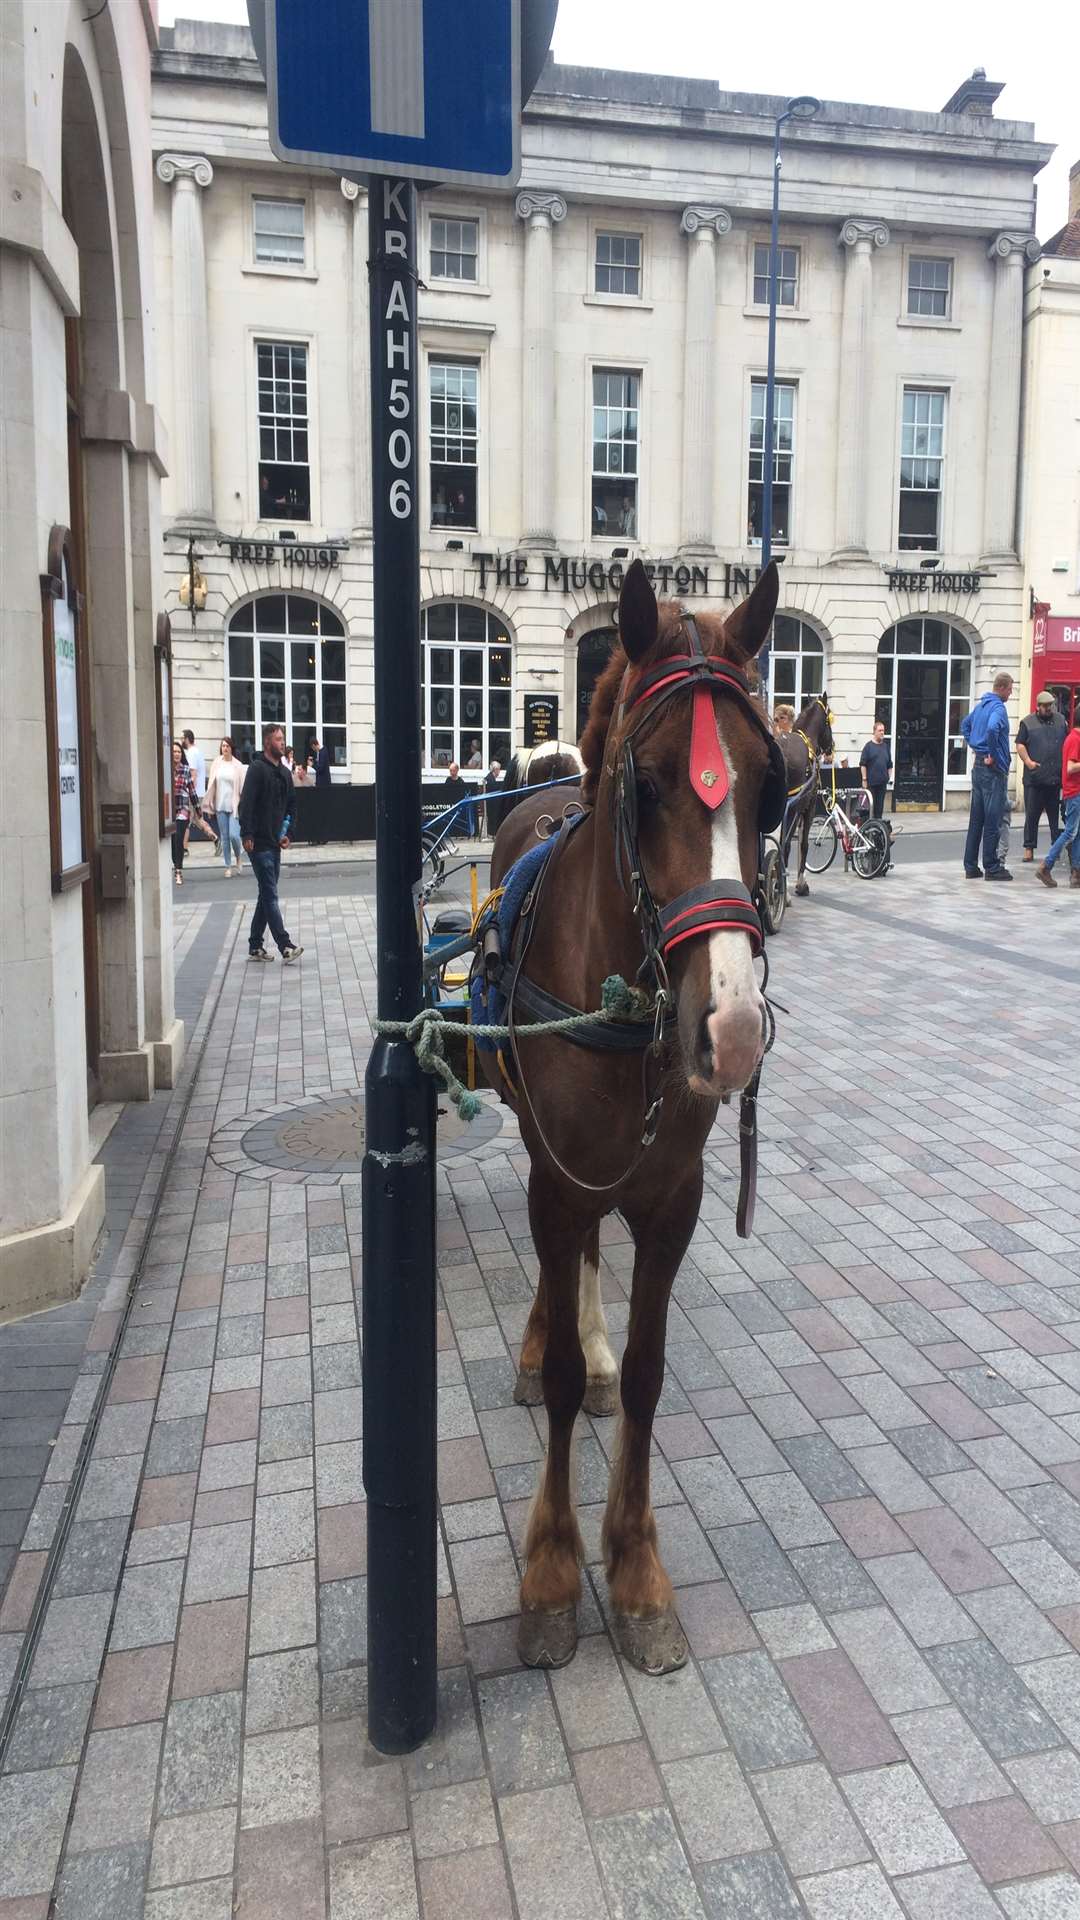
[518,1607,578,1669]
[513,1367,543,1406]
[794,880,810,898]
[583,1375,620,1418]
[613,1608,688,1676]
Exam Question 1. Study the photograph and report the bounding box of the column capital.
[838,218,889,251]
[680,205,731,238]
[515,190,566,225]
[340,177,366,205]
[155,152,213,190]
[988,230,1041,265]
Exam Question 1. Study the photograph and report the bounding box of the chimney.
[941,68,1005,117]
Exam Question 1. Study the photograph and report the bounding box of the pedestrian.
[1016,690,1068,862]
[170,741,198,885]
[309,736,332,788]
[859,720,893,820]
[960,672,1014,881]
[205,736,246,877]
[282,742,296,774]
[238,723,304,962]
[439,761,469,849]
[1036,712,1080,890]
[772,705,795,737]
[483,758,504,837]
[181,729,219,851]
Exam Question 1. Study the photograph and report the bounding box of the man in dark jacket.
[1016,690,1068,862]
[858,721,893,820]
[310,737,332,788]
[960,673,1014,881]
[239,723,303,962]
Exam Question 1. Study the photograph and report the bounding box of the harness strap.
[659,882,764,959]
[735,1065,761,1238]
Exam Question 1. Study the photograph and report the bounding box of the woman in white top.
[205,738,247,874]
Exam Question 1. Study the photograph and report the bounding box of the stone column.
[156,153,215,528]
[833,218,889,558]
[341,178,372,534]
[983,231,1041,561]
[515,190,566,547]
[679,206,731,554]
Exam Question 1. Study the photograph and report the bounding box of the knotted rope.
[373,975,655,1122]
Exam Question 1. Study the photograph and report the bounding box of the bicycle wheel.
[760,843,786,935]
[803,814,838,875]
[852,820,889,878]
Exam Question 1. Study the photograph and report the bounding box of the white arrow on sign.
[368,0,425,140]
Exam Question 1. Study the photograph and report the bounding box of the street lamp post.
[757,94,820,708]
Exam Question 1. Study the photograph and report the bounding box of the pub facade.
[153,27,1054,811]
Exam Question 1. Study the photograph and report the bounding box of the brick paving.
[0,861,1078,1917]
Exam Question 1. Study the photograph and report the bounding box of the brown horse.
[779,691,833,897]
[480,559,784,1674]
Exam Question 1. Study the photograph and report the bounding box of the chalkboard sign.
[524,694,559,748]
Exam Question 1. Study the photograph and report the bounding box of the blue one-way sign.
[266,0,521,186]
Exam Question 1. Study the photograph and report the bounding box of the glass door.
[895,658,946,806]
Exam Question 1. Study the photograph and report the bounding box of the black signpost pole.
[361,176,438,1755]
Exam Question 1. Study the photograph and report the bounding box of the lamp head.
[786,94,821,120]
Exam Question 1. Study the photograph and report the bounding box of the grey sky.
[158,0,1071,235]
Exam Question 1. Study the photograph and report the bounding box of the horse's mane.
[579,603,738,804]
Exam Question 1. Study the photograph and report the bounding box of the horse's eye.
[636,776,659,810]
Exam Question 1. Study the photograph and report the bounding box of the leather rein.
[504,617,778,1234]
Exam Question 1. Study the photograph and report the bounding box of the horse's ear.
[617,558,658,663]
[724,561,779,665]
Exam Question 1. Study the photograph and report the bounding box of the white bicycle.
[804,788,891,879]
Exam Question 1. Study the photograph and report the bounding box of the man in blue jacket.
[960,672,1014,881]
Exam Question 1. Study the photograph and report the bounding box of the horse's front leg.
[794,800,811,896]
[518,1172,587,1669]
[515,1221,619,1417]
[602,1171,701,1675]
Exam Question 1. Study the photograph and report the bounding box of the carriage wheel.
[803,814,838,875]
[852,820,890,879]
[761,843,786,935]
[421,832,445,897]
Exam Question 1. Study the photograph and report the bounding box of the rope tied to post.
[374,974,655,1123]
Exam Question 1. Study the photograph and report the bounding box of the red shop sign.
[1038,614,1080,654]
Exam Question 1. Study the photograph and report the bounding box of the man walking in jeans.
[1037,713,1080,890]
[961,672,1014,882]
[239,723,304,962]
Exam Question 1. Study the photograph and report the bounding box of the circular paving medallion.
[233,1088,502,1179]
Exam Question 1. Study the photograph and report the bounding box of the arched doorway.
[420,602,512,772]
[770,614,826,714]
[227,594,348,772]
[877,619,972,807]
[576,623,616,740]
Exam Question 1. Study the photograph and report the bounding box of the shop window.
[770,615,825,714]
[253,198,305,267]
[592,368,639,537]
[748,380,795,547]
[257,341,310,520]
[907,256,952,319]
[595,232,642,298]
[430,216,478,282]
[420,603,512,773]
[430,358,478,529]
[899,387,946,550]
[752,243,799,308]
[227,595,346,770]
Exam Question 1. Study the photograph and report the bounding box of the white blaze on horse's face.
[694,715,766,1098]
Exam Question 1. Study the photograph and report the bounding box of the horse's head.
[796,690,834,759]
[581,561,783,1100]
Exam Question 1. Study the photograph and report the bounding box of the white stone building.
[152,26,1053,816]
[1020,162,1080,729]
[1,1,179,1317]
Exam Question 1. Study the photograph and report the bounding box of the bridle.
[506,615,782,1232]
[611,615,782,1001]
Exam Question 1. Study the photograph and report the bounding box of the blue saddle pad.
[469,837,563,1051]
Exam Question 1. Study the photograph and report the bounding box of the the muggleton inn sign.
[470,552,760,597]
